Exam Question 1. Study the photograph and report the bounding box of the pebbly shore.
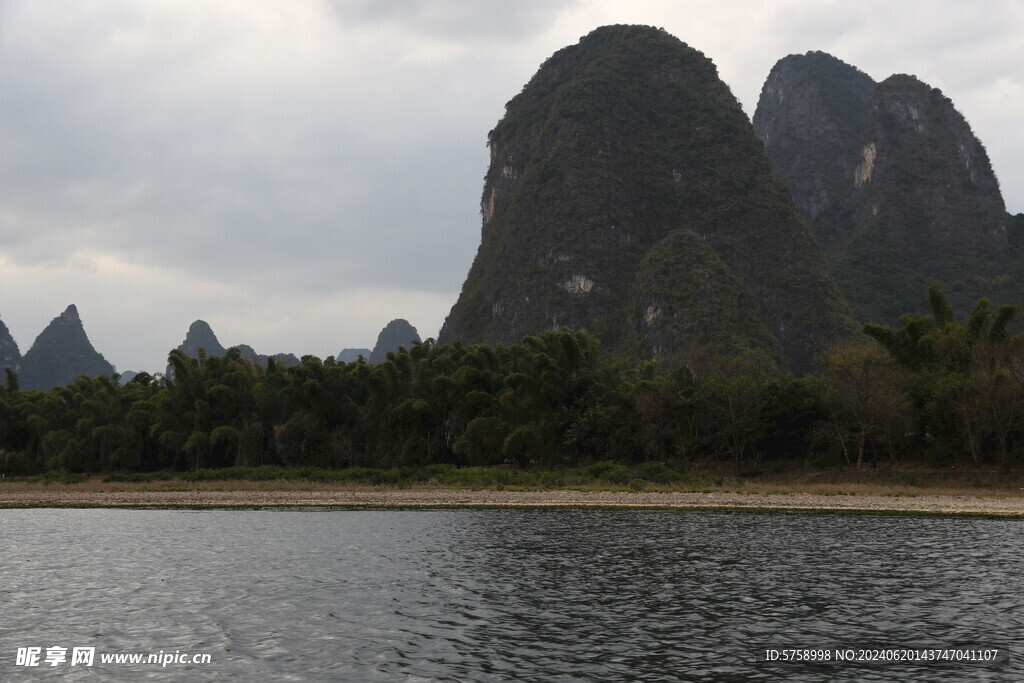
[1,488,1023,516]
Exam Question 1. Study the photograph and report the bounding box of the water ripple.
[0,509,1019,681]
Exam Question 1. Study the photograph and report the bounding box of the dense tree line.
[1,288,1022,476]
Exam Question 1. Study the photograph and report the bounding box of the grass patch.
[2,461,1022,498]
[33,470,88,485]
[103,471,177,483]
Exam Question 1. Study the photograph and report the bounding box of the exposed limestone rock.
[755,54,1017,324]
[853,143,877,187]
[753,51,876,243]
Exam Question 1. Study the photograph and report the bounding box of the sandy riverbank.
[2,487,1023,516]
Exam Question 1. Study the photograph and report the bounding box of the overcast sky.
[1,0,1022,373]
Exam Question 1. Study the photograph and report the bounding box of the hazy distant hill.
[370,320,421,364]
[337,348,372,363]
[177,320,226,358]
[231,344,300,369]
[172,321,298,371]
[19,305,115,391]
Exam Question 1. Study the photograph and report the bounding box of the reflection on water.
[0,509,1020,681]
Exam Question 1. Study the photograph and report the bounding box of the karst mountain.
[753,51,1021,324]
[18,305,115,391]
[439,25,856,371]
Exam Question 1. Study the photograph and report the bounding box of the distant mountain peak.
[18,305,114,390]
[179,319,226,358]
[370,320,420,364]
[170,320,298,370]
[752,51,876,233]
[337,348,372,364]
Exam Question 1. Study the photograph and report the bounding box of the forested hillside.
[440,25,855,372]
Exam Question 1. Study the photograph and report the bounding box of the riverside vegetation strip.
[3,466,1023,516]
[6,290,1024,482]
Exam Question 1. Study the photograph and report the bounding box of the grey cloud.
[752,0,1024,212]
[0,7,500,294]
[770,3,867,46]
[328,0,581,42]
[0,1,1021,372]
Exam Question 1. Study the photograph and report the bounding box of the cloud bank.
[1,0,1020,371]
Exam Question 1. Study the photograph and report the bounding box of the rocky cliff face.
[755,54,1016,324]
[1013,213,1024,251]
[752,52,876,245]
[440,25,855,371]
[370,320,421,364]
[18,305,115,391]
[0,317,20,373]
[847,74,1007,252]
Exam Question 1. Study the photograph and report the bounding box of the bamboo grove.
[2,288,1023,476]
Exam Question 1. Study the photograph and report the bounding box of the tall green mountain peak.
[754,53,1018,325]
[440,25,855,371]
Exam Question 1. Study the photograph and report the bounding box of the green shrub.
[103,471,177,483]
[636,463,685,484]
[678,471,722,488]
[587,461,619,479]
[104,472,152,483]
[596,464,632,485]
[37,469,87,485]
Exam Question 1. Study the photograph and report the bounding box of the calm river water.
[0,508,1020,681]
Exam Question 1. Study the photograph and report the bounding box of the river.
[0,508,1019,680]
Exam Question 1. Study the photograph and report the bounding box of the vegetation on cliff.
[752,51,875,243]
[755,53,1019,326]
[0,318,20,374]
[441,25,855,372]
[630,230,780,362]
